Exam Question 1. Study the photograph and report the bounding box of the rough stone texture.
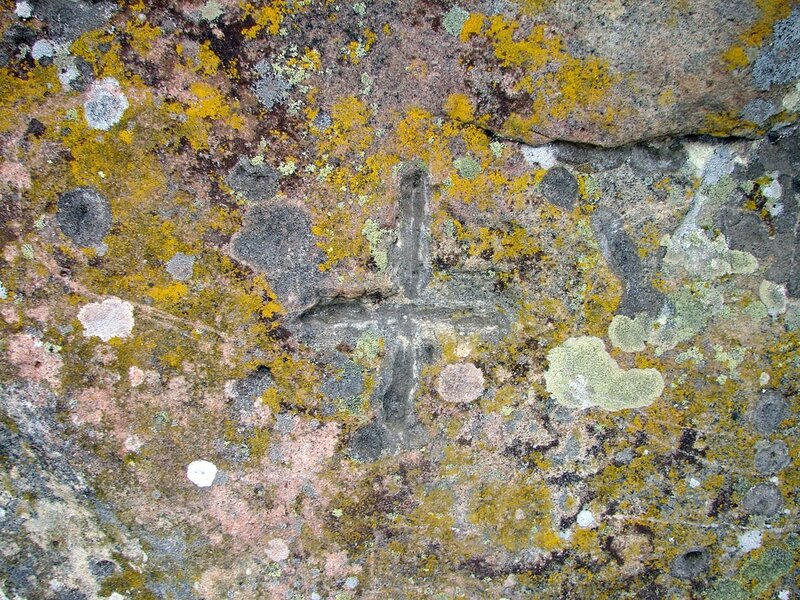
[1,1,799,598]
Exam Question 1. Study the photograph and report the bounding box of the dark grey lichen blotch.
[348,422,386,462]
[231,204,323,307]
[670,548,710,579]
[56,187,112,247]
[225,157,279,202]
[539,166,579,210]
[751,390,788,434]
[754,439,790,474]
[591,207,663,316]
[742,483,783,517]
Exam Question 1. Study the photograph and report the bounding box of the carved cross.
[299,168,510,457]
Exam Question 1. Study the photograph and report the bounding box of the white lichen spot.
[782,81,800,112]
[684,142,715,177]
[688,477,701,488]
[266,538,290,562]
[186,460,217,487]
[344,576,359,590]
[165,252,195,281]
[84,78,129,131]
[576,509,596,528]
[437,362,485,403]
[78,297,134,341]
[521,144,557,170]
[15,1,32,19]
[31,39,55,60]
[544,336,664,410]
[738,529,762,553]
[759,280,787,317]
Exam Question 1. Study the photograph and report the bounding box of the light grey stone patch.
[539,166,579,210]
[741,98,779,125]
[751,390,788,434]
[670,548,710,579]
[56,187,112,247]
[84,78,129,131]
[165,252,195,282]
[752,7,800,91]
[225,156,279,202]
[754,439,790,474]
[742,483,783,517]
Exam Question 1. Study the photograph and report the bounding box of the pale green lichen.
[608,314,648,352]
[362,218,391,271]
[453,155,481,179]
[663,230,757,280]
[650,283,724,352]
[759,279,787,317]
[544,336,664,410]
[354,329,381,362]
[442,5,470,37]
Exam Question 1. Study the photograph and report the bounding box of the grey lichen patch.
[165,252,195,281]
[544,336,664,411]
[225,157,279,202]
[56,187,113,247]
[669,547,710,579]
[752,7,800,91]
[742,483,783,517]
[253,61,290,110]
[608,314,648,353]
[754,439,790,474]
[539,166,579,211]
[348,421,386,462]
[758,280,787,317]
[751,390,788,434]
[84,78,128,131]
[231,204,324,308]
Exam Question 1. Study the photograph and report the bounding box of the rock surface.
[0,1,798,598]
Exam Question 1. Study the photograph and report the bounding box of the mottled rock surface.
[1,1,799,599]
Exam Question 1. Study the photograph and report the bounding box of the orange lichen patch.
[461,14,617,134]
[125,20,162,57]
[343,28,378,64]
[242,1,286,38]
[468,477,555,552]
[70,30,127,79]
[702,111,761,137]
[444,93,475,123]
[179,82,246,150]
[0,66,59,132]
[176,41,222,76]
